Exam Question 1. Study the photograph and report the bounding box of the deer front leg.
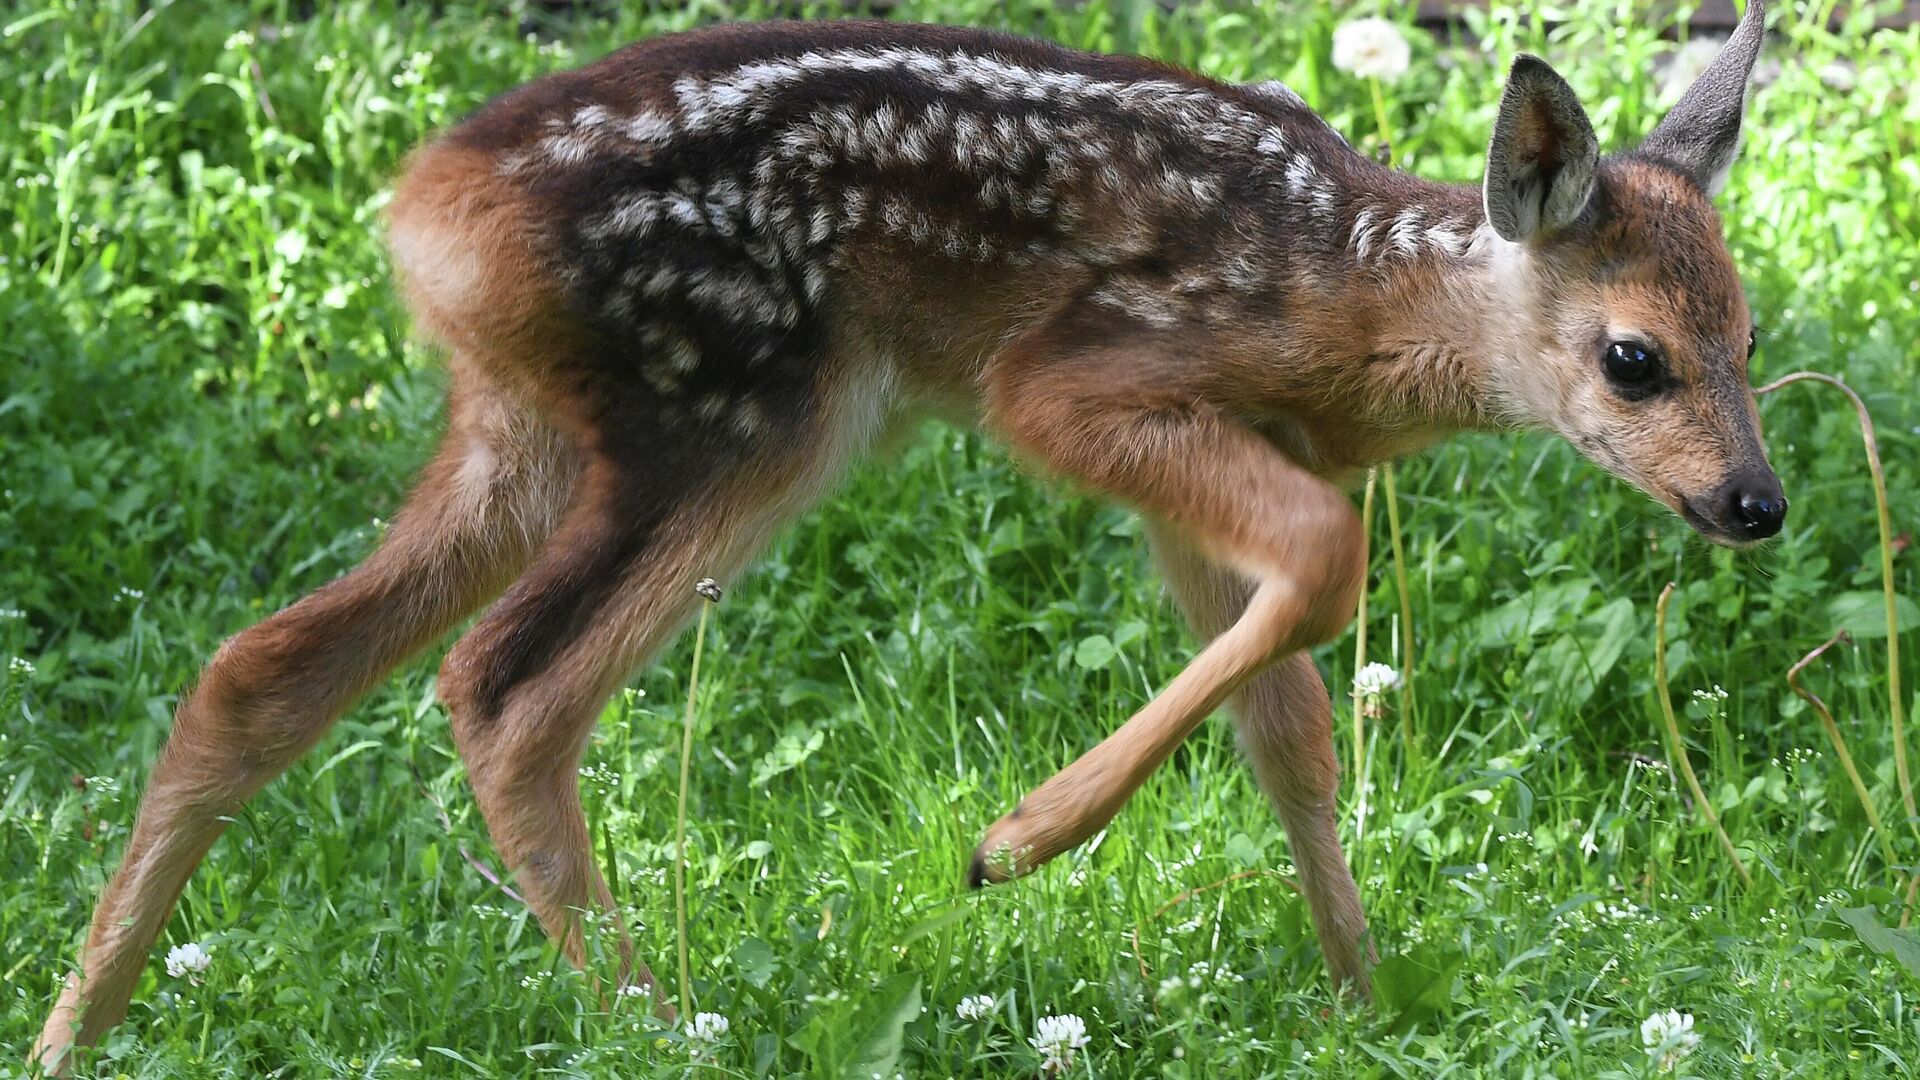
[970,334,1365,886]
[1145,522,1372,995]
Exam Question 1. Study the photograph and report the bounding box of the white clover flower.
[1640,1009,1700,1072]
[687,1012,730,1044]
[1332,17,1411,82]
[164,942,211,979]
[956,993,996,1022]
[1030,1013,1090,1074]
[616,983,649,999]
[1353,662,1402,699]
[224,30,255,51]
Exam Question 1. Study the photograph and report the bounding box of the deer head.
[1478,0,1784,545]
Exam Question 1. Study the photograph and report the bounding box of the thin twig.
[408,761,525,905]
[1352,469,1377,789]
[676,579,722,1022]
[1757,372,1914,862]
[1381,463,1415,727]
[1654,583,1753,887]
[1128,870,1300,987]
[1787,630,1900,878]
[248,58,278,126]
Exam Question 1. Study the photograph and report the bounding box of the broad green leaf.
[1578,597,1637,687]
[1836,907,1920,981]
[1225,831,1264,867]
[734,937,777,990]
[1824,591,1920,639]
[1074,634,1117,670]
[841,973,922,1080]
[751,723,825,786]
[1469,582,1593,649]
[1375,947,1463,1034]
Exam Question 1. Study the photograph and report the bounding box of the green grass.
[4,0,1920,1075]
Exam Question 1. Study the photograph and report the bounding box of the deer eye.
[1603,341,1658,387]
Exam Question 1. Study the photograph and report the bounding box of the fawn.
[36,2,1781,1069]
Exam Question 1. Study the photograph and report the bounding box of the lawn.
[4,1,1920,1076]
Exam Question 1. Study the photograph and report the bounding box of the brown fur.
[35,15,1780,1070]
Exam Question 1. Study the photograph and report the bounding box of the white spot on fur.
[585,193,663,241]
[841,187,870,227]
[666,335,701,373]
[1284,158,1319,198]
[573,104,615,132]
[731,398,766,438]
[538,131,594,168]
[1245,79,1307,108]
[642,356,684,394]
[680,270,793,326]
[674,76,714,130]
[625,110,674,145]
[1386,207,1425,258]
[693,394,728,422]
[1091,277,1181,328]
[1350,208,1379,261]
[1425,222,1468,258]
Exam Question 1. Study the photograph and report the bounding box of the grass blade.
[1757,372,1913,856]
[1654,582,1753,888]
[1787,630,1900,881]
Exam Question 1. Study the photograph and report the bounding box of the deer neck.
[1267,162,1532,458]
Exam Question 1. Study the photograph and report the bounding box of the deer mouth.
[1677,494,1766,550]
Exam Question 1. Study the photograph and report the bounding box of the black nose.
[1734,486,1788,537]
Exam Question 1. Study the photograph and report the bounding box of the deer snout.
[1733,481,1788,538]
[1684,469,1787,543]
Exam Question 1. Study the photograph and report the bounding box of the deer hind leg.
[436,355,892,1005]
[1145,522,1373,996]
[32,363,575,1073]
[969,325,1365,887]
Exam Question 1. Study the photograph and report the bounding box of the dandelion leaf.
[841,972,922,1080]
[1837,907,1920,981]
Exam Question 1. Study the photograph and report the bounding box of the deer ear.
[1483,55,1600,243]
[1641,0,1767,197]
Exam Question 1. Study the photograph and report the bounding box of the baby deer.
[36,2,1778,1069]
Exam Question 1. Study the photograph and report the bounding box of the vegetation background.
[4,0,1919,1075]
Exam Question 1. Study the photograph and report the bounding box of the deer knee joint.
[187,620,339,764]
[1268,507,1366,653]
